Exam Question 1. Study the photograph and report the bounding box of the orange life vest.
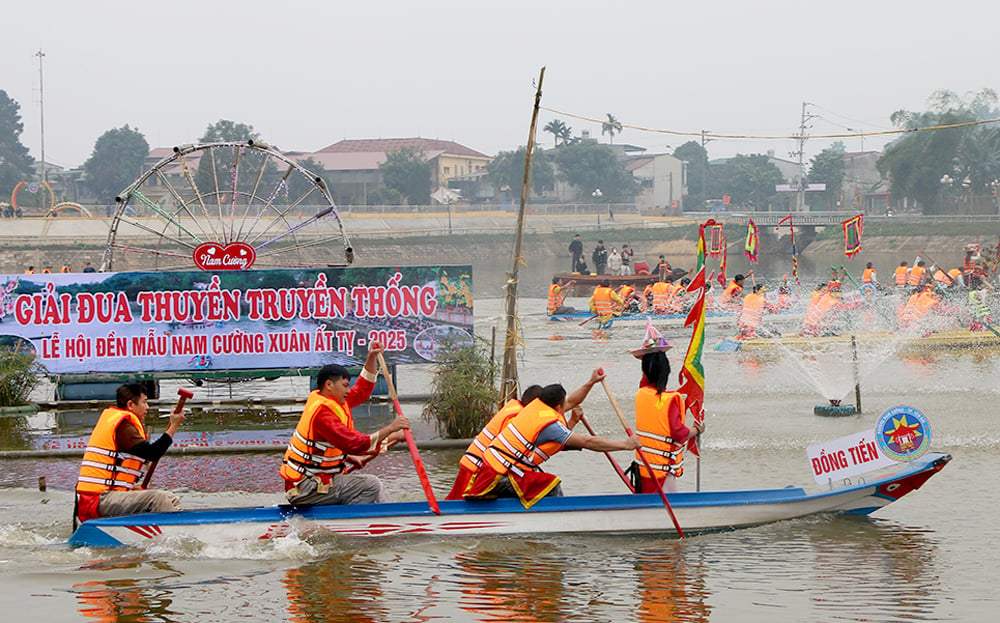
[460,399,522,473]
[280,390,353,484]
[651,282,672,313]
[894,266,909,286]
[61,265,71,273]
[76,407,148,495]
[801,292,838,334]
[634,387,686,478]
[546,284,565,315]
[721,280,742,309]
[933,270,950,285]
[908,265,925,287]
[590,286,616,318]
[862,268,876,284]
[737,292,766,334]
[481,398,567,478]
[618,284,635,306]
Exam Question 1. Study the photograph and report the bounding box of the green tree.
[199,119,261,143]
[710,154,785,210]
[83,125,149,203]
[194,120,275,204]
[807,143,847,210]
[543,119,572,147]
[673,141,708,207]
[487,146,555,196]
[602,113,622,144]
[552,141,637,200]
[877,89,1000,214]
[0,90,35,193]
[379,146,431,205]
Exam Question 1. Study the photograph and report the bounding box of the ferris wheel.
[101,141,353,271]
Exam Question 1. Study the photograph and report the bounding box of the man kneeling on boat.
[446,369,607,500]
[280,341,411,506]
[75,383,186,525]
[463,379,641,508]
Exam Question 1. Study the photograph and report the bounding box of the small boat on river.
[68,452,950,547]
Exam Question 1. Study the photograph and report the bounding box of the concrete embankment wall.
[1,213,996,284]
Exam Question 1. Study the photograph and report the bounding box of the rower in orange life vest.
[617,283,639,314]
[589,279,625,325]
[736,284,768,339]
[448,369,606,500]
[280,341,411,505]
[546,277,576,316]
[799,283,843,337]
[894,261,910,290]
[629,334,703,494]
[446,384,543,500]
[908,260,928,288]
[898,285,941,331]
[463,377,641,508]
[650,277,673,314]
[665,277,690,314]
[719,273,746,312]
[862,262,877,289]
[75,383,186,525]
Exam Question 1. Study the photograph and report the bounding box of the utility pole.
[35,49,46,183]
[700,129,712,201]
[790,102,817,212]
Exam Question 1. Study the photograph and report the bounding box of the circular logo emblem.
[27,182,39,193]
[875,405,931,461]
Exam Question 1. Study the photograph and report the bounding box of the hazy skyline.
[3,1,996,172]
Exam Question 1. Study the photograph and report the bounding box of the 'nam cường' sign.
[0,266,473,374]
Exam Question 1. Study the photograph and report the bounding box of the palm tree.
[602,113,623,144]
[544,119,571,147]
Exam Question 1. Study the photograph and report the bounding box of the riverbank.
[3,213,998,284]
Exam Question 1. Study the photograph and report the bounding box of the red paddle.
[597,370,684,536]
[142,388,193,489]
[377,353,441,515]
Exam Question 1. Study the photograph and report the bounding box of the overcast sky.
[2,1,996,170]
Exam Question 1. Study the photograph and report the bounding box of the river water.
[1,286,998,622]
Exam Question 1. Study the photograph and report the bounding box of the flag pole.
[679,220,711,492]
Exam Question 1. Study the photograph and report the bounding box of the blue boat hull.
[68,453,950,547]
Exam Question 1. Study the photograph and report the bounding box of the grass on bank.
[0,352,42,407]
[422,338,500,439]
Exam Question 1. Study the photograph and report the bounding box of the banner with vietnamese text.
[0,266,474,374]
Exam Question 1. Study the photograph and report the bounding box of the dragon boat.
[68,452,950,547]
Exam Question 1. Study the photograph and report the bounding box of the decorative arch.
[45,201,93,218]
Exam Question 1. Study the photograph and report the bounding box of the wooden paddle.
[598,374,684,537]
[141,388,193,489]
[377,352,441,515]
[578,314,599,326]
[578,412,634,492]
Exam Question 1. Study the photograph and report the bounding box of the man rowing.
[447,369,608,500]
[463,373,640,508]
[280,341,411,506]
[75,383,186,525]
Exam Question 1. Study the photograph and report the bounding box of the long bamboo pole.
[500,67,545,405]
